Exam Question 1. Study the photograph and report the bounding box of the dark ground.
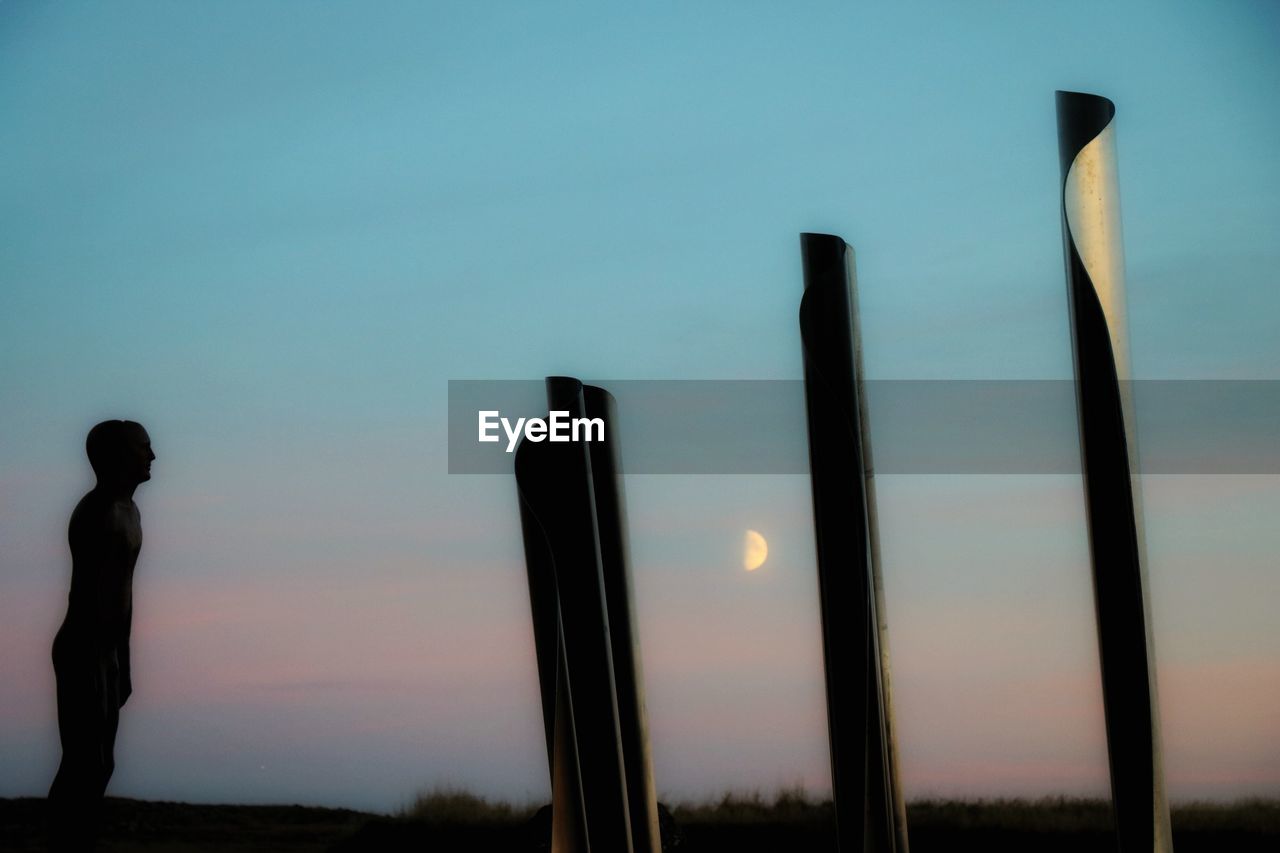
[2,796,1277,852]
[0,798,364,852]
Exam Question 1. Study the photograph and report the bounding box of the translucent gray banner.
[447,380,1280,475]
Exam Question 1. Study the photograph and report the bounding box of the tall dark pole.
[1056,91,1173,853]
[583,385,662,853]
[515,377,634,853]
[799,233,903,853]
[516,453,588,853]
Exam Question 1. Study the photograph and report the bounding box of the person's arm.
[118,598,132,707]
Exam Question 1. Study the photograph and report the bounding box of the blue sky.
[1,1,1278,809]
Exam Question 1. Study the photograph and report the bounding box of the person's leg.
[49,648,106,849]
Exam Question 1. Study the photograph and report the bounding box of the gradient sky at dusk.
[2,1,1278,810]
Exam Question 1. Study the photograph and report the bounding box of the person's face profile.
[122,424,155,484]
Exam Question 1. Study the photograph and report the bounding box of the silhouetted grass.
[671,789,1279,832]
[1,792,1276,852]
[908,795,1113,832]
[668,792,1280,853]
[1171,798,1280,833]
[671,784,829,824]
[399,787,537,825]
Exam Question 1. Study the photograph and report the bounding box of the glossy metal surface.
[799,233,904,853]
[515,377,634,853]
[583,385,662,853]
[1057,90,1173,853]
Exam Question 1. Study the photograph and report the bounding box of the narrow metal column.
[583,385,662,853]
[799,233,903,853]
[514,377,634,853]
[517,465,566,759]
[1056,90,1173,853]
[515,481,588,852]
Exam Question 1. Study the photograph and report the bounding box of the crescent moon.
[743,529,768,571]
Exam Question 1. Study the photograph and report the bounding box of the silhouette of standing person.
[49,420,154,849]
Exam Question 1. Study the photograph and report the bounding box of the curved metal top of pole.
[1056,91,1115,175]
[800,234,861,442]
[1058,91,1134,383]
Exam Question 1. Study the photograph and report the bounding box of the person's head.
[86,420,154,487]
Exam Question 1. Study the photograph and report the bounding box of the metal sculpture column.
[799,233,905,853]
[516,427,589,852]
[515,376,659,853]
[1056,91,1173,853]
[584,385,662,853]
